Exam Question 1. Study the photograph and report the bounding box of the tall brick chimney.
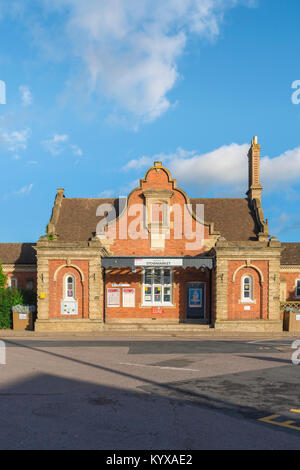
[247,136,263,202]
[46,188,65,239]
[247,136,270,240]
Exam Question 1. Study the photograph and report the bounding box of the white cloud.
[0,128,31,158]
[123,147,197,172]
[123,156,153,172]
[122,142,300,196]
[170,143,249,192]
[70,144,83,157]
[260,147,300,189]
[42,133,69,156]
[14,183,34,195]
[4,183,34,199]
[32,0,252,123]
[19,85,33,106]
[42,133,83,158]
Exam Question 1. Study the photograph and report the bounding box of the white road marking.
[119,362,200,372]
[248,339,291,346]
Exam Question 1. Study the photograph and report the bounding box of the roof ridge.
[190,197,247,200]
[62,197,118,200]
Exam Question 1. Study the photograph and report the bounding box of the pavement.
[0,334,299,450]
[0,328,298,338]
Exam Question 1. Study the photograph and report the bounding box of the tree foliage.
[0,262,7,288]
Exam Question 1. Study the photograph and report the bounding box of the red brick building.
[1,137,300,332]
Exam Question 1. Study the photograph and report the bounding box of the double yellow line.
[259,411,300,431]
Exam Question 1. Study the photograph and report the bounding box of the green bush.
[0,262,7,288]
[0,288,24,329]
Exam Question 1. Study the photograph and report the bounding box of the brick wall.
[48,260,89,319]
[5,270,37,291]
[108,166,210,257]
[105,267,211,322]
[227,261,269,320]
[280,272,300,301]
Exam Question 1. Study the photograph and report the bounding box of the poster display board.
[107,288,120,307]
[122,288,135,308]
[188,288,202,308]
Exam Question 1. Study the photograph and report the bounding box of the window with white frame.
[143,268,172,306]
[65,275,75,300]
[10,277,18,289]
[296,280,300,297]
[242,275,253,302]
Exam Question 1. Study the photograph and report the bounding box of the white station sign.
[134,258,183,267]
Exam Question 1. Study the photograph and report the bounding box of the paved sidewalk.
[0,328,298,340]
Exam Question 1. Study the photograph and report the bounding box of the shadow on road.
[0,339,299,449]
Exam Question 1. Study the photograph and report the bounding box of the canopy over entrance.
[101,256,215,270]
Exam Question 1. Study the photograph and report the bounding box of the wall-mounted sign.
[112,284,130,287]
[107,288,120,307]
[123,288,135,308]
[296,315,300,321]
[19,314,27,320]
[152,307,164,315]
[244,306,251,311]
[188,288,202,308]
[134,258,183,267]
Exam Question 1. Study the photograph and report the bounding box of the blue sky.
[1,0,300,242]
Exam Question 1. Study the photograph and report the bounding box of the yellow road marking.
[259,414,300,431]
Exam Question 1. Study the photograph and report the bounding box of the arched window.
[242,275,253,302]
[65,275,75,300]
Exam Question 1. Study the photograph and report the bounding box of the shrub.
[0,288,24,329]
[0,262,7,288]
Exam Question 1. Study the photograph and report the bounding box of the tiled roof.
[191,198,258,241]
[55,198,119,242]
[0,243,37,265]
[54,197,258,242]
[281,243,300,265]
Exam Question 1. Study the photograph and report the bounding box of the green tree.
[0,288,24,329]
[0,261,7,288]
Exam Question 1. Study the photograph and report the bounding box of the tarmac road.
[0,335,299,450]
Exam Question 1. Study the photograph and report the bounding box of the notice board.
[122,288,135,308]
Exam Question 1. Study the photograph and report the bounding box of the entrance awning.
[101,256,215,270]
